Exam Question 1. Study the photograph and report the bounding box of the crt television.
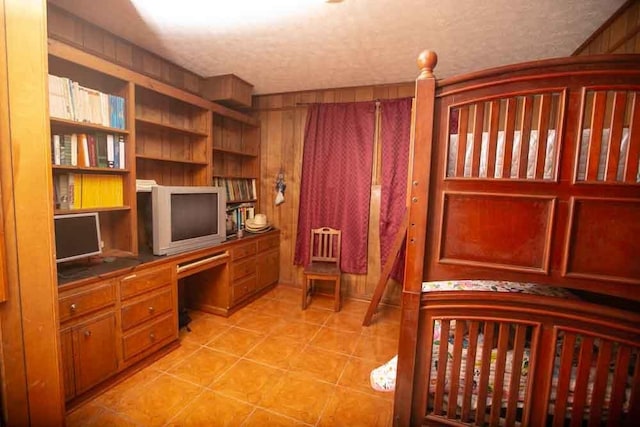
[151,185,227,256]
[54,212,102,263]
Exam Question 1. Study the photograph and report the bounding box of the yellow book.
[81,174,122,208]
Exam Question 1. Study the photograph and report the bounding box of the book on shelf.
[212,177,256,203]
[48,74,125,129]
[50,132,126,169]
[54,173,123,210]
[226,202,255,233]
[52,134,61,165]
[117,135,125,169]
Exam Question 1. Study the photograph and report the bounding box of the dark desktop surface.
[56,230,277,286]
[56,255,155,285]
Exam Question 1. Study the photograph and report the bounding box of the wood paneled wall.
[254,84,414,304]
[47,4,202,94]
[574,0,640,55]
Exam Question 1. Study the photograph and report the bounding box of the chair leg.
[334,276,341,312]
[302,277,308,310]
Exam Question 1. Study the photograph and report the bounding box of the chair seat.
[304,261,341,276]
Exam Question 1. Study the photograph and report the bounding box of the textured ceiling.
[48,0,624,95]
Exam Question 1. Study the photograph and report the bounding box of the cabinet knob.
[84,330,92,337]
[148,306,155,313]
[70,303,77,312]
[149,332,156,340]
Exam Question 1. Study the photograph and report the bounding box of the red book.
[87,134,97,167]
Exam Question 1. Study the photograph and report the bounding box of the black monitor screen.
[54,213,101,263]
[170,193,219,241]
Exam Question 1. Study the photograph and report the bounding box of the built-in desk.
[57,230,280,407]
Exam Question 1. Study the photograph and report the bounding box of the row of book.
[52,133,126,169]
[226,203,255,235]
[48,74,125,129]
[213,177,256,203]
[54,173,124,210]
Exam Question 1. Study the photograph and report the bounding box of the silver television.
[151,185,227,256]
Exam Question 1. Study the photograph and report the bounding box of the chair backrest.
[309,227,341,265]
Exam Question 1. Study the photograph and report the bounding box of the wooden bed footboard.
[411,292,640,427]
[395,52,640,426]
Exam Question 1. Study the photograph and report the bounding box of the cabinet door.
[73,312,118,394]
[256,248,279,291]
[60,328,76,401]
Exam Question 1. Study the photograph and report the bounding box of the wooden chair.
[302,227,342,312]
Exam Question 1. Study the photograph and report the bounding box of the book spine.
[52,134,61,165]
[118,135,125,169]
[106,134,115,168]
[70,133,78,167]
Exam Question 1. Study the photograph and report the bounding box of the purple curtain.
[380,98,412,281]
[294,102,376,274]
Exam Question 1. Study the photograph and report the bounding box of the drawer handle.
[70,303,77,312]
[122,274,137,281]
[148,306,155,314]
[84,330,91,337]
[149,332,156,340]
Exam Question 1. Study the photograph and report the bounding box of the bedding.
[371,280,573,394]
[372,322,635,418]
[446,128,638,182]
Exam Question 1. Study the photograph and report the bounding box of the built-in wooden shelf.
[50,117,129,134]
[135,154,208,165]
[54,206,131,215]
[135,117,208,138]
[213,147,258,157]
[52,165,130,174]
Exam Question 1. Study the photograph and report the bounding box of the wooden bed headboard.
[405,51,640,302]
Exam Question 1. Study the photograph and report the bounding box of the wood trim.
[572,0,640,55]
[0,0,65,424]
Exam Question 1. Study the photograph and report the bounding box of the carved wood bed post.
[394,50,437,427]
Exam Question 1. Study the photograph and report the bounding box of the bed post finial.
[417,50,438,78]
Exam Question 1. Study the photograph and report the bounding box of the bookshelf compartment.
[136,158,209,186]
[136,126,208,165]
[213,115,259,156]
[136,87,208,135]
[98,210,135,257]
[49,56,128,98]
[48,57,127,130]
[213,152,258,179]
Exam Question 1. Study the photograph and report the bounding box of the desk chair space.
[302,227,342,312]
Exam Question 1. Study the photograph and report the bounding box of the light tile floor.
[66,285,400,426]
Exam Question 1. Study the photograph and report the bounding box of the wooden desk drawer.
[232,258,256,281]
[121,287,173,331]
[122,313,176,360]
[59,281,116,322]
[232,242,256,260]
[232,275,256,304]
[257,235,279,252]
[120,265,172,300]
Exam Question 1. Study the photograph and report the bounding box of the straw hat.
[245,213,271,232]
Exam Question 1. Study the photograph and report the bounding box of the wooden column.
[0,0,65,424]
[393,50,437,427]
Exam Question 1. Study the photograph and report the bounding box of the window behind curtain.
[294,102,376,274]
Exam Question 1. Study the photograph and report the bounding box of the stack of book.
[213,177,256,202]
[51,132,125,169]
[54,173,123,210]
[226,203,255,235]
[48,74,125,129]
